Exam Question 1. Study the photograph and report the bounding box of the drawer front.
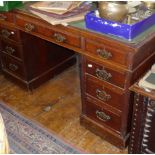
[0,12,14,22]
[0,25,20,42]
[1,40,23,60]
[85,75,125,111]
[1,54,25,78]
[15,15,38,34]
[85,58,127,88]
[84,97,121,133]
[85,39,129,67]
[16,15,81,48]
[48,30,81,48]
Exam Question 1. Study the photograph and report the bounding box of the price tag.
[88,64,92,68]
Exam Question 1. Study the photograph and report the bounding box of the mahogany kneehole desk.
[0,8,155,148]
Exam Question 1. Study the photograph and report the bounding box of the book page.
[33,2,83,15]
[139,71,155,90]
[30,2,83,15]
[30,10,85,25]
[31,1,73,11]
[145,72,155,84]
[0,1,4,6]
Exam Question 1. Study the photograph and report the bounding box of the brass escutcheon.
[9,63,18,71]
[96,110,111,122]
[5,46,15,55]
[95,68,112,81]
[53,33,66,43]
[96,88,111,102]
[96,48,112,59]
[1,29,11,38]
[24,23,35,32]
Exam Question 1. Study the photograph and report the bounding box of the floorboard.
[0,66,127,154]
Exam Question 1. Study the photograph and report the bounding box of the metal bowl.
[98,1,128,22]
[143,1,155,9]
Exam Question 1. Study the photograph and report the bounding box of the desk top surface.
[130,83,155,100]
[14,2,155,47]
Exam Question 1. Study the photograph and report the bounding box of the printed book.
[30,9,85,25]
[28,2,91,19]
[30,2,83,15]
[31,1,73,11]
[139,71,155,90]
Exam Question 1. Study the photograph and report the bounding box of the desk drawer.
[85,39,129,67]
[0,12,14,22]
[0,25,20,42]
[1,54,25,79]
[1,40,23,60]
[48,30,81,48]
[84,96,121,133]
[16,15,81,48]
[16,15,38,33]
[85,75,125,111]
[85,58,127,89]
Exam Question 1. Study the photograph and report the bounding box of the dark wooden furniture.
[0,5,155,148]
[0,11,76,90]
[80,40,155,148]
[0,40,1,71]
[129,82,155,153]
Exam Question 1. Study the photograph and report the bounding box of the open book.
[139,70,155,90]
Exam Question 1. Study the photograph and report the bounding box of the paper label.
[0,1,4,6]
[88,64,92,68]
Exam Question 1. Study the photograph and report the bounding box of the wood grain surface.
[0,66,127,154]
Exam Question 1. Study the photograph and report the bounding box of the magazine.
[138,70,155,90]
[30,1,83,15]
[30,1,73,11]
[28,2,91,19]
[30,9,85,25]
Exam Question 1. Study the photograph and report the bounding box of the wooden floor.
[0,65,127,154]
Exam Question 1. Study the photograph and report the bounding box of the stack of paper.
[138,64,155,91]
[31,1,73,11]
[28,1,92,25]
[30,1,82,15]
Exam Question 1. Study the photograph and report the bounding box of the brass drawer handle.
[96,110,111,122]
[1,29,12,38]
[24,23,35,32]
[5,46,15,55]
[53,33,66,43]
[95,68,112,81]
[96,48,112,59]
[0,14,7,20]
[9,63,18,71]
[96,88,111,102]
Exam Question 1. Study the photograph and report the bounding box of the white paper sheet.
[0,1,4,7]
